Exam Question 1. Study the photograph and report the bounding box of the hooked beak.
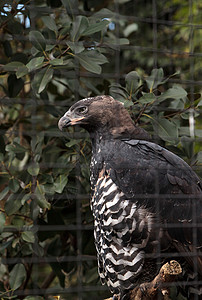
[58,112,85,131]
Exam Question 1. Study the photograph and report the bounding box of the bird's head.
[58,95,130,132]
[58,95,150,140]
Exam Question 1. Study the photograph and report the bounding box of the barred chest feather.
[90,157,158,294]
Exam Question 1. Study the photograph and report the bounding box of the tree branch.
[0,1,31,30]
[105,260,182,300]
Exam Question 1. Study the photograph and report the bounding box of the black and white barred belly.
[91,173,156,294]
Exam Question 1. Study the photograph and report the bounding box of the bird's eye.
[76,106,88,115]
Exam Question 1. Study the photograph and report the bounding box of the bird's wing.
[103,139,202,247]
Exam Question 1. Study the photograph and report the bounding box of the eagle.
[58,95,202,299]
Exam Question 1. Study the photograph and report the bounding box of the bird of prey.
[58,95,202,299]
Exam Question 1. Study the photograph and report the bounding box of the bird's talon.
[139,283,148,295]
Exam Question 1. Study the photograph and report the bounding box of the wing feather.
[104,139,202,247]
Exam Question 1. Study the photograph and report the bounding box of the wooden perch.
[130,260,182,300]
[105,260,182,300]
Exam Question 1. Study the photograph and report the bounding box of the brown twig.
[164,105,192,118]
[21,263,33,291]
[41,271,56,289]
[0,208,32,221]
[134,103,149,125]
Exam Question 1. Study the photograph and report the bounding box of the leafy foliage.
[0,0,201,299]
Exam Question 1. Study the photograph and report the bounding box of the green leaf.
[49,58,64,65]
[26,57,44,72]
[77,54,100,74]
[4,59,26,78]
[155,118,178,143]
[0,263,7,278]
[35,184,51,209]
[0,239,14,252]
[37,67,53,94]
[46,44,55,51]
[12,237,20,248]
[158,71,180,86]
[21,194,31,205]
[31,72,42,93]
[118,38,129,45]
[29,31,46,52]
[6,142,26,154]
[85,266,99,284]
[81,163,90,179]
[76,51,108,74]
[197,151,202,164]
[22,231,35,243]
[0,186,9,201]
[181,136,194,159]
[145,68,164,91]
[0,212,6,232]
[8,178,20,193]
[125,71,140,95]
[197,99,202,107]
[27,162,40,176]
[195,129,202,138]
[41,16,57,32]
[61,0,79,16]
[54,174,68,193]
[65,139,81,147]
[5,193,22,216]
[82,19,109,36]
[16,65,29,79]
[70,16,89,41]
[93,8,115,19]
[44,183,55,196]
[181,109,199,120]
[66,41,85,54]
[32,242,44,256]
[9,264,26,290]
[4,61,25,72]
[158,85,187,102]
[103,35,129,49]
[31,133,44,152]
[169,98,184,110]
[13,142,26,153]
[110,84,128,98]
[138,93,156,104]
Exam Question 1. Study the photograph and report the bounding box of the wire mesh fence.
[0,0,202,299]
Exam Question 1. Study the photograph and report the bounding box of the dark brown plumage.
[58,95,202,299]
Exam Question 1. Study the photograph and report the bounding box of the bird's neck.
[89,123,150,145]
[89,107,151,147]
